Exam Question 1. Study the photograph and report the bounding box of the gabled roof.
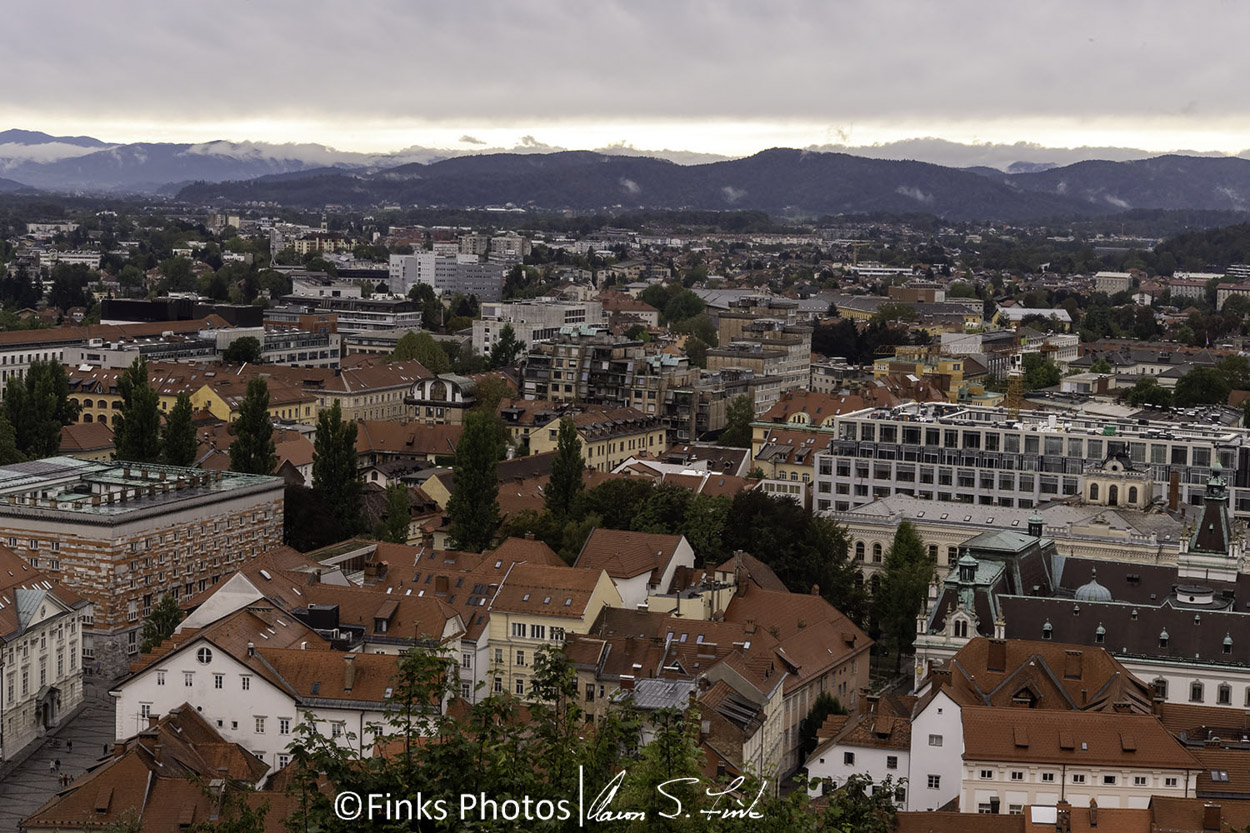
[933,637,1153,713]
[0,544,88,642]
[490,563,610,618]
[58,421,115,453]
[575,528,685,581]
[21,702,293,833]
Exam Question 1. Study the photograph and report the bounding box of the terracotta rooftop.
[575,528,685,581]
[960,706,1199,770]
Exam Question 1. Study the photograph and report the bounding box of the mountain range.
[7,129,1250,220]
[178,149,1250,221]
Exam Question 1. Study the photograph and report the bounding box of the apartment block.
[472,298,605,356]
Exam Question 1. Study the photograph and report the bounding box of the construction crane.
[848,241,871,267]
[986,331,1025,419]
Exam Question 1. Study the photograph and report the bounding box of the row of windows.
[156,670,252,690]
[977,769,1161,787]
[848,422,1222,470]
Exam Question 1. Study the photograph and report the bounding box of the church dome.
[1075,567,1113,602]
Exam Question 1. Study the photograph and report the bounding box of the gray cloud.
[1,1,1248,150]
[458,135,485,145]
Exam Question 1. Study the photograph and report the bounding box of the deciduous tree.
[312,401,363,540]
[140,593,182,653]
[874,520,934,670]
[114,357,161,463]
[160,392,197,467]
[544,417,583,519]
[229,378,276,475]
[719,394,754,448]
[447,409,501,552]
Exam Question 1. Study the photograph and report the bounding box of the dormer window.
[1042,621,1053,640]
[1159,630,1169,648]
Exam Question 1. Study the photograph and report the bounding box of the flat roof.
[0,457,282,524]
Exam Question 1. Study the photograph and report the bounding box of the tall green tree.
[390,330,450,372]
[114,357,162,463]
[378,482,411,544]
[3,361,79,460]
[1124,376,1172,407]
[312,401,363,540]
[222,335,263,364]
[139,593,183,653]
[160,392,198,467]
[488,323,525,369]
[0,413,23,465]
[447,408,501,552]
[874,520,934,671]
[544,417,583,519]
[229,378,276,475]
[1174,365,1232,407]
[1021,352,1062,390]
[719,394,754,448]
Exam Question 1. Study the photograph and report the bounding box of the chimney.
[1065,650,1083,680]
[620,675,635,691]
[153,743,163,764]
[1204,804,1221,832]
[524,532,535,540]
[246,642,255,657]
[1056,801,1071,833]
[1170,471,1181,512]
[987,639,1006,672]
[114,742,125,757]
[147,714,159,728]
[344,654,356,692]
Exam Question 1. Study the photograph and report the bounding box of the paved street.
[0,678,116,833]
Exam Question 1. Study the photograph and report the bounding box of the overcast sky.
[4,0,1249,157]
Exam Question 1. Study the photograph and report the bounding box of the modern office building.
[472,298,604,356]
[811,402,1250,517]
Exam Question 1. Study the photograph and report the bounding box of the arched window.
[1190,681,1204,703]
[112,414,121,426]
[870,574,881,595]
[1153,678,1168,699]
[82,398,93,409]
[954,619,969,638]
[1108,484,1119,506]
[872,543,883,563]
[82,413,92,423]
[1128,486,1138,504]
[855,542,865,562]
[1089,483,1099,501]
[1218,683,1232,705]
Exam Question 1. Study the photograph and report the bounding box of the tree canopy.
[719,394,754,448]
[3,360,78,460]
[447,409,502,552]
[312,401,363,541]
[544,417,584,520]
[229,378,277,475]
[222,335,263,364]
[114,357,162,463]
[161,392,198,467]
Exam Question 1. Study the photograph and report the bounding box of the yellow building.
[486,563,622,697]
[66,357,432,427]
[528,407,667,473]
[872,349,967,382]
